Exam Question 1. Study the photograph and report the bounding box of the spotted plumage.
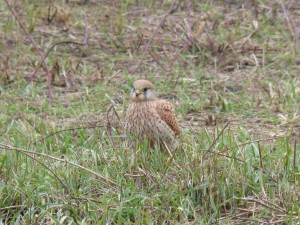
[125,80,180,150]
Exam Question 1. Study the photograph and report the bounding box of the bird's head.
[130,80,156,102]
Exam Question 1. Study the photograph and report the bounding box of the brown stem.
[4,0,53,102]
[203,120,233,158]
[131,0,182,75]
[26,16,89,86]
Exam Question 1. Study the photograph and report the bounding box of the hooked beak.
[135,89,142,96]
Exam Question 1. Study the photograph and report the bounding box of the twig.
[33,125,107,145]
[26,15,89,86]
[204,135,287,161]
[0,205,24,211]
[294,139,297,190]
[277,0,299,56]
[164,142,181,170]
[148,50,164,68]
[234,196,288,214]
[107,104,122,128]
[4,0,53,101]
[294,139,296,171]
[105,94,123,137]
[0,143,120,188]
[21,150,69,192]
[138,167,155,183]
[203,120,234,158]
[131,0,182,75]
[258,143,267,198]
[202,135,281,183]
[47,5,57,23]
[206,150,244,164]
[149,143,181,191]
[104,126,119,159]
[258,141,263,169]
[71,196,103,204]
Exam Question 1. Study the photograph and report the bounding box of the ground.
[0,0,300,224]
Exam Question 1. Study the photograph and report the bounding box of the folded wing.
[155,100,180,136]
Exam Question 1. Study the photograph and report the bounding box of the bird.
[125,79,180,151]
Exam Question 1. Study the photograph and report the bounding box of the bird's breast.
[125,102,156,133]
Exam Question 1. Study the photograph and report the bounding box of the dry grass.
[1,0,300,224]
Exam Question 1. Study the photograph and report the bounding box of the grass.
[1,0,300,224]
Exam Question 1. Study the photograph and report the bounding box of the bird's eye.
[143,88,148,92]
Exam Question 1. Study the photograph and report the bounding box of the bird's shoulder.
[155,99,175,112]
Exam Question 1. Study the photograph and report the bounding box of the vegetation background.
[0,0,300,224]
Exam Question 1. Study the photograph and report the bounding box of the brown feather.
[155,100,180,136]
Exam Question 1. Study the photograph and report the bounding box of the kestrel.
[125,80,180,151]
